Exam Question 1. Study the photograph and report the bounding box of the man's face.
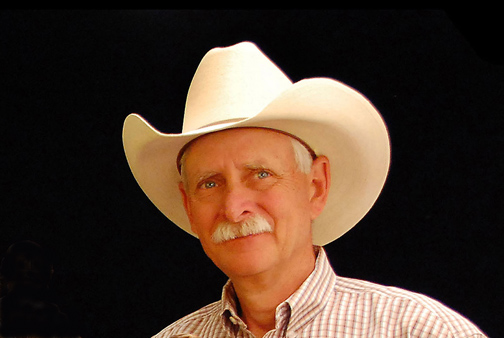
[179,128,328,279]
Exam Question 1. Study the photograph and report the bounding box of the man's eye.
[202,181,217,189]
[257,171,271,179]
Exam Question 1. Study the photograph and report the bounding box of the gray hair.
[290,137,313,174]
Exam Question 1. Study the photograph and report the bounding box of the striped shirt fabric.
[153,248,487,338]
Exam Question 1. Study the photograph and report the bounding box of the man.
[122,42,487,337]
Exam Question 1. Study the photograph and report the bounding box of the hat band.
[198,117,247,129]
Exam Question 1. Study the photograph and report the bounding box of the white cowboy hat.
[122,41,390,246]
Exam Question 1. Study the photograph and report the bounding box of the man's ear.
[178,182,195,233]
[308,155,331,220]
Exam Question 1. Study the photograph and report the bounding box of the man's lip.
[221,231,271,243]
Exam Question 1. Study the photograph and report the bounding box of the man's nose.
[222,183,253,223]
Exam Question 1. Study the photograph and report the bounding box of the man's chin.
[215,238,278,278]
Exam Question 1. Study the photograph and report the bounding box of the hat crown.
[182,42,293,132]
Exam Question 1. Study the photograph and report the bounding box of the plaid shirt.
[154,248,487,338]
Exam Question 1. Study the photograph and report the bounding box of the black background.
[1,10,502,338]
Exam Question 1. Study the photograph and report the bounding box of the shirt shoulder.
[331,276,487,338]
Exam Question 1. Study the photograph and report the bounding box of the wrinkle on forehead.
[180,128,296,180]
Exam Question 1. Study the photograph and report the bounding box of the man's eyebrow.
[244,163,269,170]
[244,163,285,176]
[196,171,220,181]
[188,171,220,187]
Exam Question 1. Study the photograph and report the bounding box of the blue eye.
[203,181,216,189]
[257,171,270,179]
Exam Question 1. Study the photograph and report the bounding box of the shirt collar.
[219,247,337,334]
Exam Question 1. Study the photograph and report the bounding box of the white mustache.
[212,214,273,244]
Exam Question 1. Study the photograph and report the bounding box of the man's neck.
[230,246,318,338]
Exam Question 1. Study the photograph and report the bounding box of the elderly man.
[123,42,486,338]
